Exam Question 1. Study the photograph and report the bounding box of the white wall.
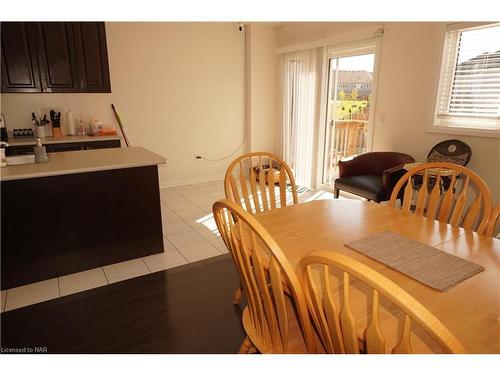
[247,24,278,153]
[276,22,500,204]
[277,22,384,52]
[1,22,247,187]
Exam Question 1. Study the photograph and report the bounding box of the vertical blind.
[436,24,500,123]
[280,48,318,188]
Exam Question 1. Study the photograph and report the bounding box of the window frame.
[429,22,500,139]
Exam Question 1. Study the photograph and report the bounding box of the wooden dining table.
[254,199,500,354]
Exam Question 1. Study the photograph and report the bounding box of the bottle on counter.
[33,138,49,164]
[66,110,75,136]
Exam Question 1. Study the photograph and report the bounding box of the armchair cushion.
[335,175,384,202]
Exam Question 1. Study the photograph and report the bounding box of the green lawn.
[330,99,370,120]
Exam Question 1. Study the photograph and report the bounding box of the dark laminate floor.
[0,254,245,353]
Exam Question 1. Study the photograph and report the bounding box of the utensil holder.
[36,126,47,138]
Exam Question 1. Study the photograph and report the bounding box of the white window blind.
[280,48,318,188]
[435,23,500,132]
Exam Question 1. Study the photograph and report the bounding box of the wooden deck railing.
[333,121,367,162]
[325,120,368,183]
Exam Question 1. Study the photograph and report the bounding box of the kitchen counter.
[1,146,166,289]
[6,134,121,146]
[0,146,166,181]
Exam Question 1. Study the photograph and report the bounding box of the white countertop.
[0,147,166,181]
[6,134,121,146]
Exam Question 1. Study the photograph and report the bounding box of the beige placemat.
[345,231,484,291]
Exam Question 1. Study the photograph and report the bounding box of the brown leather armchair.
[334,152,415,202]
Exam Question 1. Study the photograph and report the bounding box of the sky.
[457,25,500,63]
[331,53,375,73]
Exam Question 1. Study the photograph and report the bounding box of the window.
[432,23,500,137]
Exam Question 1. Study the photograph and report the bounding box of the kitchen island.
[1,147,166,289]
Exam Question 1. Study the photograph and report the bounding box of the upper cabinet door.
[0,22,42,92]
[73,22,111,93]
[1,22,111,94]
[35,22,80,92]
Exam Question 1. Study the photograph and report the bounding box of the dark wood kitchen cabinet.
[0,22,111,93]
[73,22,111,92]
[34,22,80,92]
[0,23,42,92]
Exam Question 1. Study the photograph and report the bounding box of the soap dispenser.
[34,138,49,163]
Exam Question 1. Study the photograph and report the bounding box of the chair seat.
[335,175,384,201]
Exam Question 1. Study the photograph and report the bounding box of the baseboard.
[159,174,225,189]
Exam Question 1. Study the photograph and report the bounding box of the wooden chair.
[224,152,298,304]
[485,204,500,237]
[213,199,318,353]
[224,152,298,214]
[389,162,492,234]
[300,251,466,353]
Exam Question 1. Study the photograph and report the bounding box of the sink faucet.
[0,141,9,148]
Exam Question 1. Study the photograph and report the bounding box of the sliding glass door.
[321,45,378,186]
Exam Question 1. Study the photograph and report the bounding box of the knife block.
[53,127,62,138]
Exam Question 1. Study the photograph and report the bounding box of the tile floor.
[1,179,358,313]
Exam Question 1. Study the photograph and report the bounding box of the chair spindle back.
[389,162,491,233]
[224,152,298,214]
[213,199,315,353]
[301,251,466,354]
